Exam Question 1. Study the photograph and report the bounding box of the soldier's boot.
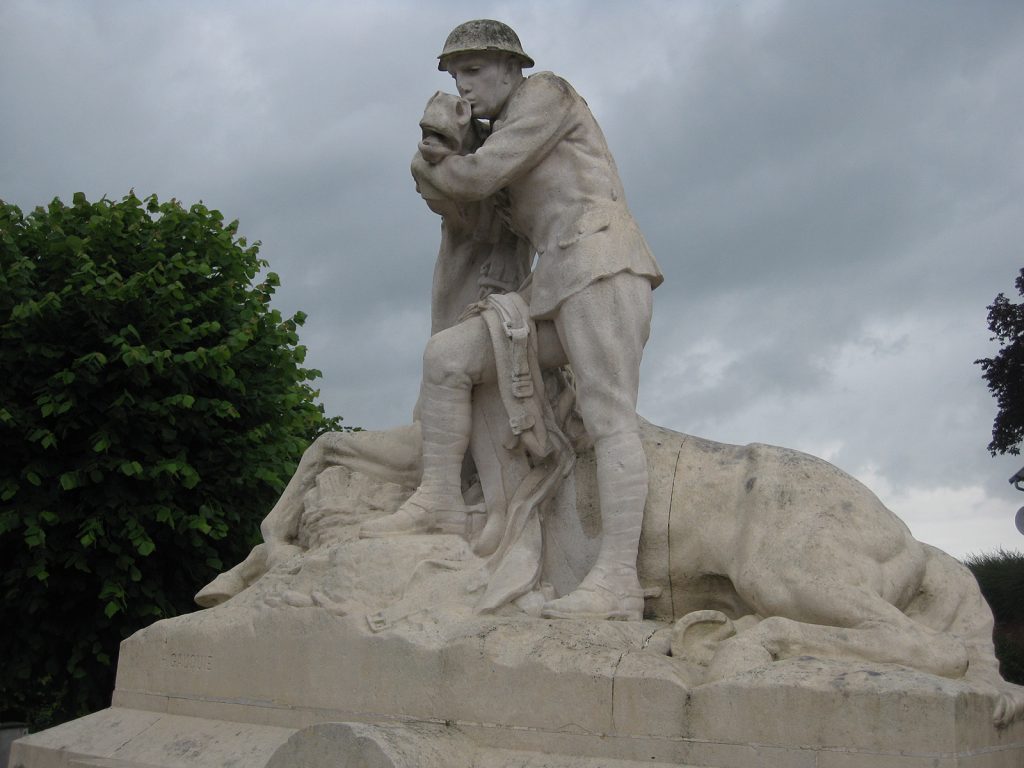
[360,381,473,537]
[542,432,648,621]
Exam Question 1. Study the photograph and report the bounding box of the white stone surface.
[195,417,1024,728]
[11,602,1024,766]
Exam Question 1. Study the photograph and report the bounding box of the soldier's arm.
[412,76,572,202]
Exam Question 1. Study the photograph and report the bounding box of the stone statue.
[15,20,1024,767]
[189,21,1024,730]
[361,19,664,623]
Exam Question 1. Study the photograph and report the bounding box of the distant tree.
[977,268,1024,456]
[965,549,1024,685]
[0,192,342,728]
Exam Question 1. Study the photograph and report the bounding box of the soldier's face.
[446,53,515,119]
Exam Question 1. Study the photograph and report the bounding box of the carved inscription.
[160,648,214,672]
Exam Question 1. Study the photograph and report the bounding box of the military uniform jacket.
[413,72,664,319]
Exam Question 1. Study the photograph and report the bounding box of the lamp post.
[1011,467,1024,536]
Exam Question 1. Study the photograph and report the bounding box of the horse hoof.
[993,688,1024,727]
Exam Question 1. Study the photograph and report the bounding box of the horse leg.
[906,545,1024,727]
[708,554,970,682]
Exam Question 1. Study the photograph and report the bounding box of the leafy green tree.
[0,192,341,728]
[977,268,1024,455]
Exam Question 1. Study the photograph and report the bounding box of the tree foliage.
[965,549,1024,685]
[0,192,341,727]
[977,268,1024,456]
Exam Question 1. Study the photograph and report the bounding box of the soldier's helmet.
[437,19,535,72]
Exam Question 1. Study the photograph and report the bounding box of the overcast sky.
[3,0,1023,559]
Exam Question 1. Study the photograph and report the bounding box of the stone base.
[10,600,1024,768]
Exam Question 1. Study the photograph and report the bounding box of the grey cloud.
[2,0,1023,556]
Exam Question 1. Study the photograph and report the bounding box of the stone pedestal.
[10,600,1023,768]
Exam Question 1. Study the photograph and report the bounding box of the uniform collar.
[491,76,527,129]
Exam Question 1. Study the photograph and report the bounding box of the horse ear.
[455,98,471,126]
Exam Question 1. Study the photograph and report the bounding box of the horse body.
[594,422,1023,725]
